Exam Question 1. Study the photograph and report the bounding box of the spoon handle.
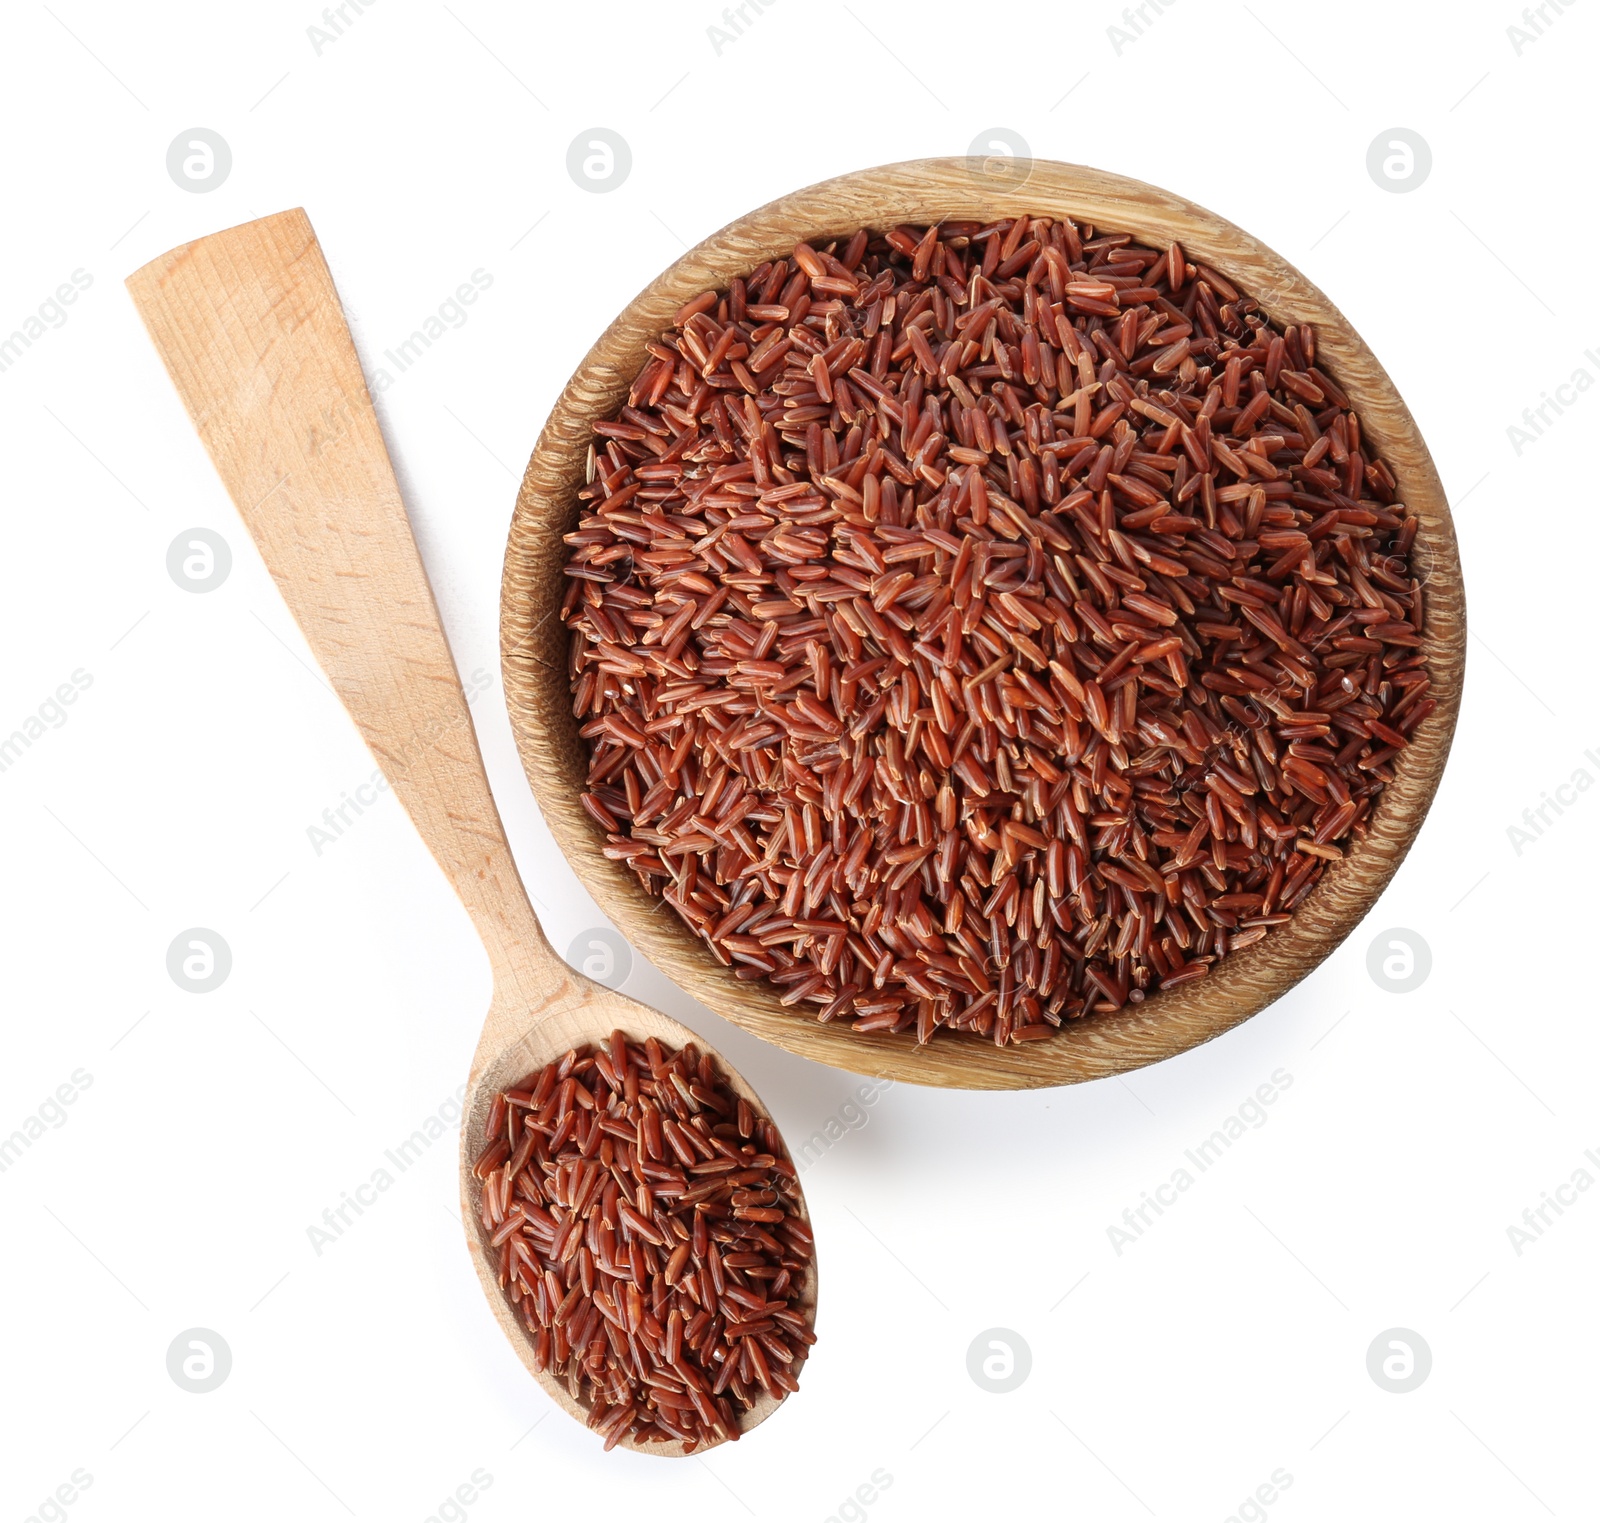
[127,208,554,1004]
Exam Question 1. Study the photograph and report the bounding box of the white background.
[2,1,1596,1519]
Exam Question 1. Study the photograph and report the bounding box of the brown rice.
[475,1032,813,1450]
[558,218,1432,1045]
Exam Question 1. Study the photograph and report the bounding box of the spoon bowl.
[127,208,815,1454]
[459,982,815,1453]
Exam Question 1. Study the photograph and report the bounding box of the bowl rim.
[499,155,1465,1091]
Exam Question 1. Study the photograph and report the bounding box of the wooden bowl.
[500,157,1465,1091]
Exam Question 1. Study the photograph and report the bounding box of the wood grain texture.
[126,210,813,1454]
[501,157,1466,1092]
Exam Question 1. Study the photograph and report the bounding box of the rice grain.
[558,219,1430,1046]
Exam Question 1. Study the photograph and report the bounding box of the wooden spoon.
[126,208,815,1455]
